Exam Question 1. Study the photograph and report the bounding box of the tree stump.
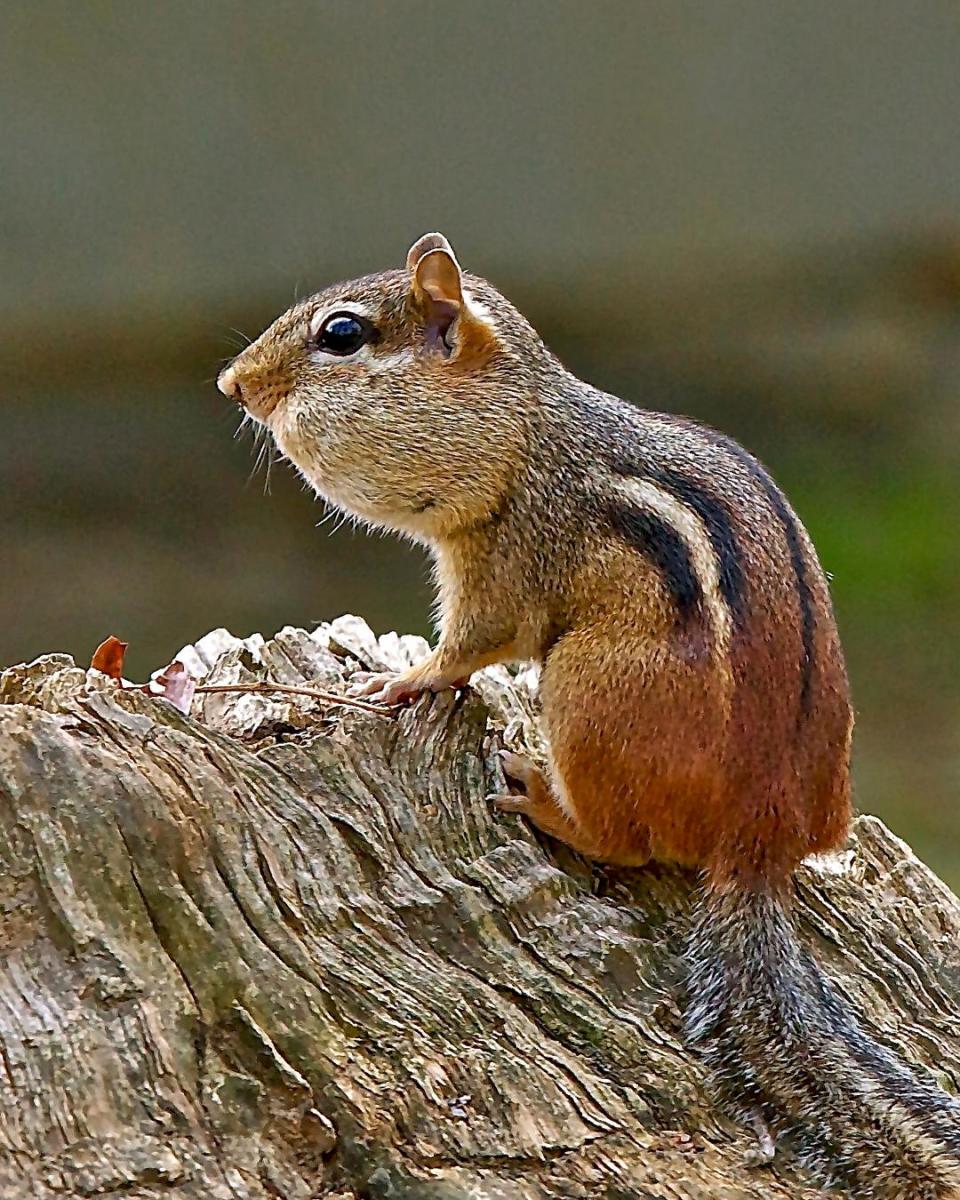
[1,617,958,1199]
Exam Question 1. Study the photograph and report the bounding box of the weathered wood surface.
[1,616,958,1200]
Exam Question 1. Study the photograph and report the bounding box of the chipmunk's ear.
[406,233,495,362]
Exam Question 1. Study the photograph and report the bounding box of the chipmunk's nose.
[217,365,241,400]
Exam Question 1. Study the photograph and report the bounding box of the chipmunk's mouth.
[246,392,284,423]
[217,366,288,422]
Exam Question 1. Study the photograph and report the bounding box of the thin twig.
[193,681,394,717]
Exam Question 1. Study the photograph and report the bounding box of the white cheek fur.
[266,402,303,463]
[307,344,415,374]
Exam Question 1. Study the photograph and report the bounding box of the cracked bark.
[1,616,958,1200]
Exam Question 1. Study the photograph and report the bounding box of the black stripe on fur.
[606,501,703,623]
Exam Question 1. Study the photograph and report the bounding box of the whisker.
[248,441,268,487]
[262,444,278,495]
[315,503,340,530]
[329,509,353,536]
[235,418,271,490]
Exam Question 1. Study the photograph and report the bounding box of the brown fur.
[218,233,960,1194]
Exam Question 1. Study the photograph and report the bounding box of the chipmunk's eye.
[313,311,377,357]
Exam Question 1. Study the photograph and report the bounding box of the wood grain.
[0,617,957,1198]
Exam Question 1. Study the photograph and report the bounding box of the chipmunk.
[218,233,960,1197]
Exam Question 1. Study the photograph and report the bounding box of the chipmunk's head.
[218,233,550,540]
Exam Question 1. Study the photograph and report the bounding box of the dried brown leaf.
[90,636,128,680]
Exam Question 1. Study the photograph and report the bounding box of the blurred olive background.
[2,2,958,882]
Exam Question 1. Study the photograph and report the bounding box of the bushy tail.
[684,883,960,1198]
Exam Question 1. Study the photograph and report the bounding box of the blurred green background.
[2,3,958,883]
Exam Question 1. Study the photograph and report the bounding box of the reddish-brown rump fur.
[541,585,850,886]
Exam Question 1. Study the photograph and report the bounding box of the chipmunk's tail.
[684,882,960,1198]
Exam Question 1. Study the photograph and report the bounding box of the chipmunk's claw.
[349,672,424,705]
[351,667,470,707]
[497,749,539,788]
[488,792,534,815]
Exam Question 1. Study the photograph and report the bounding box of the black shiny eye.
[314,311,377,356]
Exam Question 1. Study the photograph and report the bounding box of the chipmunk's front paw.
[350,666,468,706]
[350,672,425,705]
